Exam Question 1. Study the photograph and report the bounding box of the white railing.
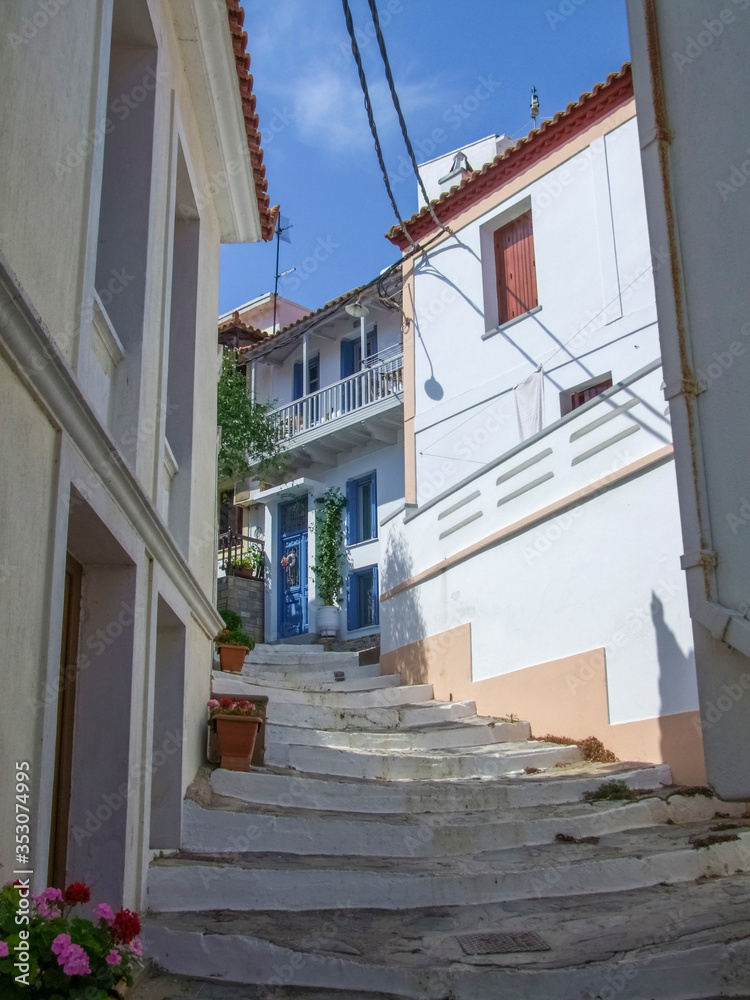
[271,350,404,444]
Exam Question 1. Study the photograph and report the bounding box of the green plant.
[217,349,283,483]
[220,609,243,632]
[0,881,141,999]
[582,780,651,803]
[311,487,347,606]
[532,734,618,763]
[234,546,264,572]
[215,627,254,650]
[691,832,740,850]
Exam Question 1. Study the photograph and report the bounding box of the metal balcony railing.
[270,349,404,444]
[218,532,265,579]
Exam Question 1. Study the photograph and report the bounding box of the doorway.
[278,498,308,638]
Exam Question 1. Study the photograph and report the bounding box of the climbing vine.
[311,487,347,606]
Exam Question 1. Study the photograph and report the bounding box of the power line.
[340,0,417,248]
[365,0,451,237]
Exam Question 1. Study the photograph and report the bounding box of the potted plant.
[311,487,347,637]
[231,544,264,580]
[215,609,254,672]
[208,697,264,771]
[0,880,142,999]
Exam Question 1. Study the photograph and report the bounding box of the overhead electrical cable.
[365,0,452,238]
[340,0,418,249]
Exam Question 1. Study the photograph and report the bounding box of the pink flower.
[95,903,114,923]
[51,933,72,956]
[129,939,143,957]
[36,887,64,919]
[60,942,90,976]
[0,941,9,958]
[207,699,219,708]
[105,949,122,966]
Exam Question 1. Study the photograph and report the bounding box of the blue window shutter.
[347,572,357,631]
[340,339,355,378]
[371,565,379,626]
[293,362,303,400]
[370,473,377,540]
[367,325,378,358]
[346,479,356,544]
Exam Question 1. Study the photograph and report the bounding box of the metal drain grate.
[333,670,346,682]
[456,931,550,955]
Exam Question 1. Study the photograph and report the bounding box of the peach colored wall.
[381,622,706,785]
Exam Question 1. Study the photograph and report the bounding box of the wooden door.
[48,556,82,889]
[495,211,538,324]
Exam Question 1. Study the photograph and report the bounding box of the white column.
[250,361,256,405]
[360,316,366,368]
[302,332,309,394]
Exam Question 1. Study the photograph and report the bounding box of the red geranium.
[219,697,234,709]
[63,882,90,905]
[112,908,141,945]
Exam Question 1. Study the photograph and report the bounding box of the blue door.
[278,498,308,637]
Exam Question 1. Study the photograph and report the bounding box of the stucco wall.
[0,355,60,881]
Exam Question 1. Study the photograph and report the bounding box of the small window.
[347,566,379,631]
[494,211,538,325]
[347,472,377,545]
[293,354,320,399]
[562,375,613,415]
[340,327,378,378]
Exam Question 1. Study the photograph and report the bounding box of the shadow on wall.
[652,591,705,778]
[381,528,428,685]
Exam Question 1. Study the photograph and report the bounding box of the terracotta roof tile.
[218,310,267,348]
[386,63,634,249]
[225,0,278,241]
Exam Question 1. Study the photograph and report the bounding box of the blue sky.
[219,0,631,315]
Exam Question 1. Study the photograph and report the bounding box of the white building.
[379,63,706,783]
[0,0,274,907]
[233,274,405,643]
[627,1,750,800]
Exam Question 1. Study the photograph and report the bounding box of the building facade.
[379,64,706,782]
[233,275,405,643]
[0,0,274,907]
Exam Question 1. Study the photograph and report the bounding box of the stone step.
[249,644,361,667]
[233,673,403,695]
[263,718,531,752]
[245,663,382,685]
[143,874,750,999]
[210,676,435,709]
[209,763,673,814]
[250,699,479,731]
[183,778,746,858]
[147,825,750,913]
[265,738,582,780]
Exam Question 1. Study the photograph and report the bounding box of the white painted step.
[143,875,750,999]
[148,826,750,913]
[211,676,434,708]
[246,663,382,685]
[183,786,746,858]
[248,645,361,667]
[263,717,531,751]
[252,699,478,731]
[210,763,673,814]
[231,673,403,694]
[265,738,582,780]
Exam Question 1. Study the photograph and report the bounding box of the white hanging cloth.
[514,367,543,441]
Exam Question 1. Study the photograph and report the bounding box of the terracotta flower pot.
[217,643,249,672]
[214,714,262,771]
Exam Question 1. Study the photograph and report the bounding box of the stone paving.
[130,967,398,999]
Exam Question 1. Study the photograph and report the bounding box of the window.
[494,211,538,325]
[347,473,377,545]
[340,326,378,378]
[562,374,613,415]
[293,354,320,399]
[347,566,379,631]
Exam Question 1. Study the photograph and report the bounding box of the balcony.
[265,347,404,475]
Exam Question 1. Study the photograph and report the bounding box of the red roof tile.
[218,310,267,348]
[386,63,634,250]
[225,0,279,241]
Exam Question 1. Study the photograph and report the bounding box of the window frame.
[560,373,614,416]
[494,209,539,326]
[346,472,377,546]
[346,564,380,632]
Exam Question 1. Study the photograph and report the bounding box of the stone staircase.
[143,644,750,999]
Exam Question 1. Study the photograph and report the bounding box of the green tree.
[217,349,282,482]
